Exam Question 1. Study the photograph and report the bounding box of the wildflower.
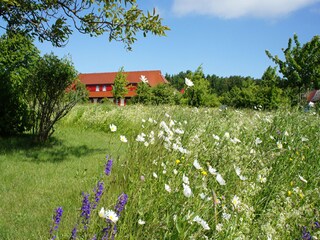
[216,173,226,185]
[232,195,240,209]
[230,137,241,144]
[105,210,119,223]
[201,170,208,176]
[165,184,171,193]
[93,181,104,209]
[173,169,178,175]
[81,193,91,229]
[49,207,63,239]
[213,134,220,141]
[255,137,262,145]
[70,226,77,240]
[138,219,146,225]
[235,166,247,181]
[152,172,158,178]
[105,157,113,176]
[140,75,148,83]
[199,193,206,199]
[224,132,230,139]
[208,165,217,175]
[216,223,223,232]
[288,191,292,196]
[144,141,149,147]
[115,193,128,216]
[120,135,128,143]
[277,141,283,149]
[298,175,308,183]
[183,183,192,198]
[193,216,210,230]
[183,174,190,184]
[136,134,145,142]
[99,207,106,218]
[185,78,194,87]
[140,175,145,181]
[222,212,231,221]
[193,159,202,170]
[257,174,267,183]
[109,124,117,132]
[302,227,312,240]
[301,137,309,142]
[176,159,181,164]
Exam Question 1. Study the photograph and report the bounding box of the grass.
[0,104,319,239]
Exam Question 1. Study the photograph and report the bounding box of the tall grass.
[0,104,319,239]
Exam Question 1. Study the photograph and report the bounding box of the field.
[0,104,319,239]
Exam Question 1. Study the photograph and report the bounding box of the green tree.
[134,81,152,104]
[0,0,169,49]
[266,34,320,98]
[183,66,220,107]
[151,83,177,105]
[112,67,128,102]
[0,33,40,136]
[28,53,87,142]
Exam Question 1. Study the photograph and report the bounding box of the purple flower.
[315,222,320,229]
[70,226,77,239]
[91,235,97,240]
[302,227,312,240]
[92,181,104,209]
[114,193,128,216]
[105,156,113,176]
[81,192,91,230]
[49,207,63,240]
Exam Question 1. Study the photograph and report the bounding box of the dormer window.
[102,85,106,92]
[96,85,100,91]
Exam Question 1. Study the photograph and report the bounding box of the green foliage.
[133,81,153,104]
[266,34,320,97]
[183,67,220,107]
[0,33,40,136]
[28,53,87,142]
[151,83,177,105]
[0,0,170,49]
[112,67,128,101]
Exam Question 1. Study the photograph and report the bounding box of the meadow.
[0,104,319,239]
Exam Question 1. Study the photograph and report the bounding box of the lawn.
[0,104,319,239]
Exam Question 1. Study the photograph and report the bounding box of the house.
[79,70,168,106]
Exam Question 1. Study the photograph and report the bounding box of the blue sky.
[35,0,320,79]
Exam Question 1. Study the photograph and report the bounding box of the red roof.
[79,70,168,87]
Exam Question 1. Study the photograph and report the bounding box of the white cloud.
[172,0,320,19]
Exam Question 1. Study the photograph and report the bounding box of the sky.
[34,0,320,79]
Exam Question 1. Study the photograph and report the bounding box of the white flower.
[173,169,178,175]
[224,132,230,139]
[298,175,308,183]
[216,223,223,232]
[140,75,148,83]
[99,207,106,218]
[109,124,117,132]
[193,216,210,230]
[216,173,226,185]
[235,166,247,181]
[231,195,240,209]
[213,134,220,141]
[144,141,149,147]
[165,184,171,193]
[301,137,309,142]
[185,77,194,87]
[230,137,241,144]
[183,183,192,198]
[138,219,146,225]
[104,210,119,223]
[222,212,231,221]
[182,174,189,184]
[255,137,262,145]
[193,159,202,170]
[257,174,267,183]
[152,172,158,178]
[136,134,145,142]
[120,135,128,143]
[284,131,289,136]
[208,165,217,175]
[199,193,206,199]
[277,141,283,149]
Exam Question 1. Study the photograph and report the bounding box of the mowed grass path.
[0,125,116,239]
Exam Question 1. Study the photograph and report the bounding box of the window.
[96,85,100,91]
[102,85,106,91]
